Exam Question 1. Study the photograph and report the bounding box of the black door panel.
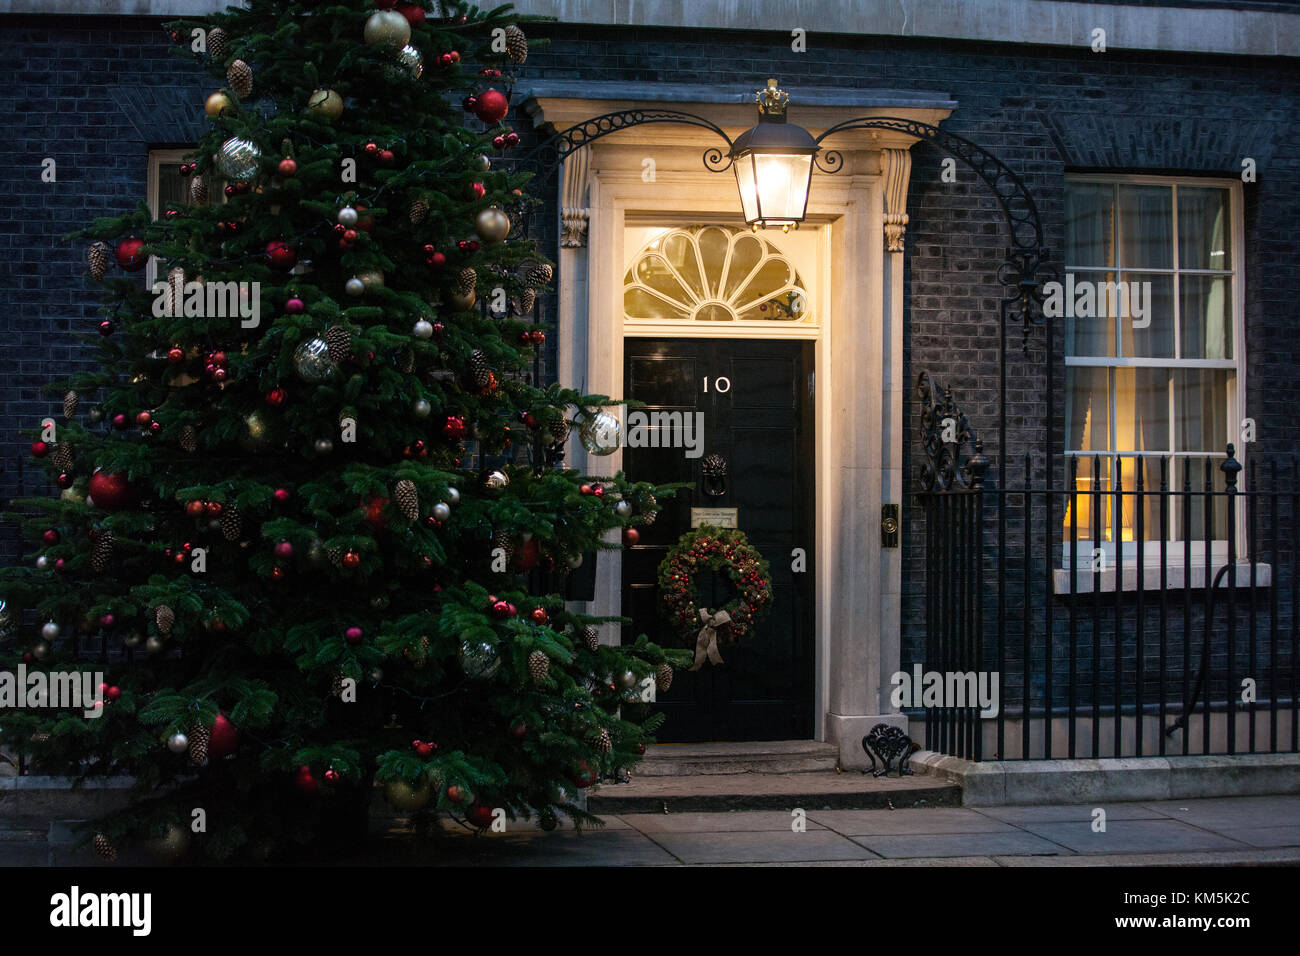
[621,338,815,742]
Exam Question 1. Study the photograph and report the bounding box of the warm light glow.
[735,153,812,227]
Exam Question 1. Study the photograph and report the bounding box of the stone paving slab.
[648,829,880,864]
[1016,819,1251,855]
[1203,825,1300,848]
[852,830,1072,859]
[808,807,1017,835]
[974,802,1171,824]
[619,810,827,833]
[428,829,679,867]
[1138,795,1300,828]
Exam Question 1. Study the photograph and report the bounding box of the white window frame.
[145,149,194,288]
[1061,173,1247,572]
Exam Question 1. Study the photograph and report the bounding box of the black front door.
[621,338,815,742]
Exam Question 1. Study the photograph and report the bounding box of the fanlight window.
[624,226,809,323]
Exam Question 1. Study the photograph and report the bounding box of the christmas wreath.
[656,526,773,670]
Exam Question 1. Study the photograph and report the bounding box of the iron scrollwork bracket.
[916,370,989,492]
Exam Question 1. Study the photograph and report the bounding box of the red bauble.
[285,297,305,314]
[580,483,592,496]
[592,484,605,498]
[30,441,49,458]
[42,528,60,545]
[208,713,239,757]
[516,538,541,571]
[529,329,545,345]
[468,181,486,199]
[490,599,513,619]
[473,89,509,124]
[466,803,495,828]
[274,541,293,559]
[344,626,363,644]
[111,413,128,430]
[115,237,147,272]
[446,785,466,804]
[294,765,319,796]
[98,320,115,336]
[105,685,121,702]
[342,551,361,569]
[277,158,297,178]
[529,606,548,625]
[265,387,287,407]
[57,473,73,489]
[205,501,223,516]
[397,3,425,26]
[136,411,152,426]
[167,347,185,364]
[266,240,297,272]
[510,722,527,739]
[442,415,467,441]
[569,760,598,789]
[364,142,379,156]
[363,496,389,532]
[88,470,134,511]
[324,769,340,785]
[379,149,395,166]
[185,500,205,517]
[623,528,640,546]
[273,487,291,503]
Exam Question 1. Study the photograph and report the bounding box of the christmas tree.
[0,0,685,862]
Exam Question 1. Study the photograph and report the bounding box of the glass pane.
[1174,368,1232,452]
[634,254,692,305]
[624,287,688,320]
[1179,275,1232,359]
[662,232,704,299]
[697,227,730,297]
[1066,366,1110,452]
[695,302,731,322]
[722,235,763,300]
[1065,182,1114,268]
[1116,456,1163,542]
[1119,272,1174,358]
[1118,184,1173,269]
[1064,270,1117,357]
[1177,187,1231,271]
[1066,454,1112,544]
[1114,367,1170,453]
[1181,457,1229,541]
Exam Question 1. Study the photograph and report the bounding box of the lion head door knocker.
[701,453,728,497]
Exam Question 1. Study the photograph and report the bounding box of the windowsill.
[1052,562,1271,595]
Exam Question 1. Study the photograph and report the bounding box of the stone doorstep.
[911,750,1300,806]
[637,740,839,777]
[588,771,961,814]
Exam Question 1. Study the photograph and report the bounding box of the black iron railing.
[913,373,1299,761]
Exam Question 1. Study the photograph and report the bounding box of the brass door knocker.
[701,453,727,497]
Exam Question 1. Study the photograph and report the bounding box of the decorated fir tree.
[0,0,685,861]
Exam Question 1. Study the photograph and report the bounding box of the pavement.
[6,793,1300,866]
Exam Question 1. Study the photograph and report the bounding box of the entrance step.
[636,740,839,777]
[588,771,960,814]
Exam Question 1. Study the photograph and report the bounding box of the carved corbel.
[881,147,912,253]
[560,147,592,248]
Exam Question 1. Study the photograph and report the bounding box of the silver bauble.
[215,137,261,181]
[615,500,633,517]
[484,469,509,491]
[364,10,410,49]
[32,642,49,659]
[88,406,104,423]
[345,277,366,296]
[413,319,434,340]
[0,599,11,639]
[145,635,164,654]
[620,670,638,688]
[446,487,461,505]
[35,555,49,570]
[315,438,334,454]
[166,733,189,754]
[385,44,423,81]
[294,337,337,383]
[475,207,511,244]
[460,640,501,680]
[567,553,584,569]
[368,667,384,682]
[337,206,358,227]
[579,410,622,456]
[477,154,492,172]
[41,621,59,640]
[431,502,451,522]
[413,399,432,418]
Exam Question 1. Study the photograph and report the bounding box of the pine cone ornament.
[50,442,74,472]
[582,624,599,652]
[227,59,253,98]
[655,663,674,693]
[493,530,515,565]
[189,175,208,206]
[397,348,414,373]
[93,833,117,861]
[394,479,419,521]
[526,262,553,286]
[595,727,612,754]
[548,415,570,446]
[219,507,243,542]
[207,26,230,61]
[86,242,109,280]
[412,634,431,668]
[155,605,175,635]
[514,288,536,316]
[409,198,429,224]
[455,267,476,295]
[505,24,528,63]
[63,391,79,419]
[324,325,351,364]
[528,650,550,683]
[188,722,210,766]
[639,491,659,525]
[327,546,343,569]
[468,349,491,388]
[331,673,346,698]
[180,425,198,453]
[91,530,114,573]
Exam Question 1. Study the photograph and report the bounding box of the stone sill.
[1052,562,1272,595]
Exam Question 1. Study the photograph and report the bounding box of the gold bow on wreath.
[689,608,731,671]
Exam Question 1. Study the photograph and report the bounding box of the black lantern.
[729,79,819,231]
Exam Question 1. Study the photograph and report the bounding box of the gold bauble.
[204,91,234,117]
[358,270,385,290]
[306,88,343,122]
[60,486,85,504]
[384,779,431,811]
[364,10,411,50]
[475,207,511,244]
[142,824,190,862]
[446,288,476,310]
